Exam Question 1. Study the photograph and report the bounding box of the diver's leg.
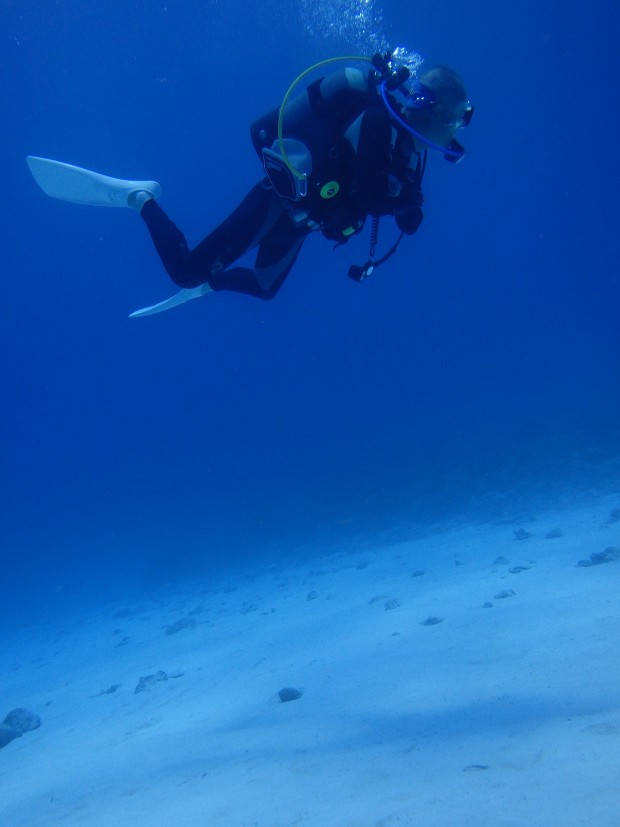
[207,212,309,300]
[139,183,282,289]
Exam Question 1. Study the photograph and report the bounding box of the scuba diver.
[27,54,473,317]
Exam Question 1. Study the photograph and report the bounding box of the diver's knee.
[167,266,205,290]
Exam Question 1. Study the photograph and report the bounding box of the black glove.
[395,205,423,235]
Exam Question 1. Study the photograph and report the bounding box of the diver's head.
[403,66,473,161]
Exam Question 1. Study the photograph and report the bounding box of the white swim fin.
[26,156,161,207]
[129,284,213,318]
[26,156,207,317]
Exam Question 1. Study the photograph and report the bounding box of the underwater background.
[2,0,618,621]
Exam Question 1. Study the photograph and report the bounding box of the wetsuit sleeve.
[393,151,425,234]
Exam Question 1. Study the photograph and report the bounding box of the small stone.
[494,589,516,599]
[509,565,530,574]
[240,603,257,614]
[608,508,620,523]
[514,528,533,540]
[577,547,620,567]
[590,547,620,564]
[134,670,168,694]
[384,598,402,611]
[463,764,489,772]
[493,556,509,565]
[278,687,302,703]
[411,569,425,578]
[545,528,563,539]
[306,591,318,601]
[164,617,197,636]
[482,601,493,609]
[420,616,444,626]
[3,708,41,733]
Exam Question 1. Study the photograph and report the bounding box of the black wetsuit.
[140,68,425,300]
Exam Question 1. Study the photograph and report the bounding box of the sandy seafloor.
[3,488,620,827]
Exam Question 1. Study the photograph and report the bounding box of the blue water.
[2,0,618,621]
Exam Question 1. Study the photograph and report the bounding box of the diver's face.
[405,99,472,150]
